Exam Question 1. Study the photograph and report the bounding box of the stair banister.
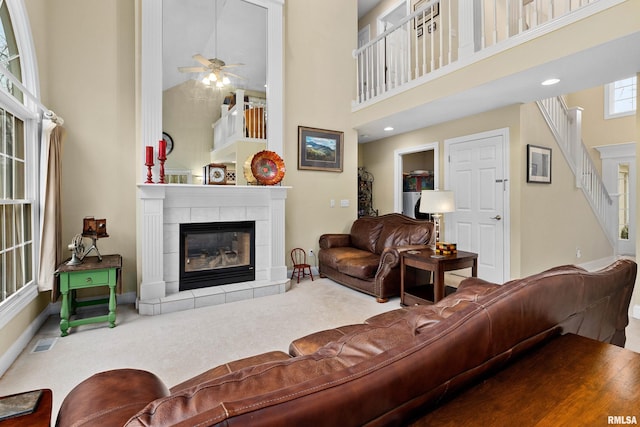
[536,96,616,248]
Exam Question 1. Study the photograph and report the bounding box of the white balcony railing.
[213,89,267,151]
[354,0,600,106]
[536,96,617,247]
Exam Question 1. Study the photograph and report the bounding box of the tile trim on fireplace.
[137,184,291,315]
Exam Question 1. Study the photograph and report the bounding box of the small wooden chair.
[290,248,314,283]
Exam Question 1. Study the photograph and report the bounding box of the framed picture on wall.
[527,144,552,183]
[298,126,344,172]
[413,0,440,31]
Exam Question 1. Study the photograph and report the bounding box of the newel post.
[567,107,583,188]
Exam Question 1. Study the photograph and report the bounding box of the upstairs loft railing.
[354,0,601,106]
[536,96,617,247]
[213,89,267,151]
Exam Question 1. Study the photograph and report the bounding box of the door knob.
[491,215,502,220]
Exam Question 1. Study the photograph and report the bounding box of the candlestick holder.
[158,154,167,184]
[145,161,154,184]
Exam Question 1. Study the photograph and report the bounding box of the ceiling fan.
[178,54,244,88]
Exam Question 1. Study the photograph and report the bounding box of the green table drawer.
[64,269,110,289]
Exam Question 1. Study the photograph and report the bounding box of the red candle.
[145,146,154,165]
[158,139,167,159]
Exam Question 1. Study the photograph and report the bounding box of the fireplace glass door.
[180,221,255,290]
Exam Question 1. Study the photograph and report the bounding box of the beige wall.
[1,0,137,364]
[283,0,358,259]
[31,0,137,292]
[566,86,636,174]
[2,0,638,366]
[518,103,612,276]
[352,0,640,135]
[360,101,614,280]
[635,72,640,312]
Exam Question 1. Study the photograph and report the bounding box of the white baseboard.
[287,267,320,281]
[0,304,50,377]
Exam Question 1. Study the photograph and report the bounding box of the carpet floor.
[0,278,399,421]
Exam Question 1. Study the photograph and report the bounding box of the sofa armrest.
[377,245,432,272]
[57,369,169,427]
[374,245,434,297]
[319,233,351,249]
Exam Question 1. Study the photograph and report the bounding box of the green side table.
[56,254,122,337]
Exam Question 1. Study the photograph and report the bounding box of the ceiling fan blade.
[193,54,212,67]
[178,66,207,73]
[224,71,246,80]
[221,63,245,68]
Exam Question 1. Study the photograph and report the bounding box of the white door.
[445,129,509,284]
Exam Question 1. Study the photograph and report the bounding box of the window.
[0,0,38,314]
[604,76,637,119]
[1,110,32,303]
[0,1,23,102]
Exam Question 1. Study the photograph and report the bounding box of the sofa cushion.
[319,247,376,272]
[289,324,374,357]
[375,221,432,254]
[170,351,292,393]
[350,217,384,253]
[336,252,381,279]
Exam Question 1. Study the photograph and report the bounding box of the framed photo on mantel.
[527,144,552,184]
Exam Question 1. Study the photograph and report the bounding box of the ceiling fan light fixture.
[209,72,217,82]
[216,80,224,88]
[202,76,210,85]
[222,76,231,85]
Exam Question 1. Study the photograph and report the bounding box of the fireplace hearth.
[137,184,289,316]
[180,221,255,291]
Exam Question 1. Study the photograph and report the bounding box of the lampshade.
[419,190,455,214]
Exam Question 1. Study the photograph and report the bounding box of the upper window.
[0,0,35,307]
[604,76,637,119]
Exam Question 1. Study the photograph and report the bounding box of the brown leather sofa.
[318,213,435,302]
[56,259,636,427]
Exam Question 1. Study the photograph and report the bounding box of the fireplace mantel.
[137,184,290,315]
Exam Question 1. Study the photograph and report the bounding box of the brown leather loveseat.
[56,259,636,426]
[318,213,435,302]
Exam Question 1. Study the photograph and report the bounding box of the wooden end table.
[401,249,477,305]
[56,254,122,336]
[0,389,52,426]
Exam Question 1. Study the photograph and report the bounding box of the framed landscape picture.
[527,144,552,183]
[298,126,344,172]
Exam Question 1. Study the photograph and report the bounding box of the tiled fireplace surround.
[137,184,290,315]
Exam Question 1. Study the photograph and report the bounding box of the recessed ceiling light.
[541,78,560,86]
[384,126,394,131]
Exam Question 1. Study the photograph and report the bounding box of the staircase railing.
[536,96,617,247]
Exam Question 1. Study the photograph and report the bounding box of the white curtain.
[38,117,65,300]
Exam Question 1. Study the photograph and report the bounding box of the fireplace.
[179,221,256,291]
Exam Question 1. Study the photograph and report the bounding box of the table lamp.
[419,190,455,245]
